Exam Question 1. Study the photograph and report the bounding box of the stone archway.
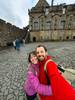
[33,37,36,42]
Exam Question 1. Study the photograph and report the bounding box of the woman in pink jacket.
[23,51,52,100]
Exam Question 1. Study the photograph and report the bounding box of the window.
[41,17,44,30]
[45,8,49,15]
[61,20,65,29]
[68,23,71,29]
[46,21,51,30]
[34,22,39,30]
[62,8,66,14]
[68,16,72,29]
[54,19,57,30]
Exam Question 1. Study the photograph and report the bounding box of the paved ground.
[0,41,75,100]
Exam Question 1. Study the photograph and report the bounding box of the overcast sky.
[0,0,75,29]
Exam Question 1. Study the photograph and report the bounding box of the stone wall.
[30,30,75,42]
[0,19,28,47]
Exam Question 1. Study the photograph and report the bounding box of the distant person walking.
[15,39,20,51]
[13,40,16,49]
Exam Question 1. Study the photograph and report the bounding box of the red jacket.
[38,56,53,100]
[46,59,75,100]
[39,55,75,100]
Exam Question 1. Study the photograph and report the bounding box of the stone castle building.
[29,0,75,42]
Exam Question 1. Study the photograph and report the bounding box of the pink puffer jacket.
[23,63,52,96]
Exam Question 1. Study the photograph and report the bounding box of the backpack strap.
[44,59,53,73]
[44,59,65,73]
[44,59,65,85]
[44,59,53,85]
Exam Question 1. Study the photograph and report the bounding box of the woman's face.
[30,54,38,64]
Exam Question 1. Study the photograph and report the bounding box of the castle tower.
[35,0,49,8]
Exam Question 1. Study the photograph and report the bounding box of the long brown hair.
[28,51,37,63]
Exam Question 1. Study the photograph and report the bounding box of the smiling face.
[30,54,38,64]
[36,46,47,61]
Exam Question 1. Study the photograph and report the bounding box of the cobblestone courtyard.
[0,41,75,100]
